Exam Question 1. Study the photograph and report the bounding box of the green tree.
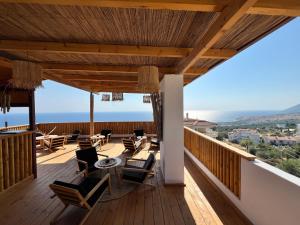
[240,138,253,152]
[216,132,228,141]
[277,159,300,178]
[249,147,257,155]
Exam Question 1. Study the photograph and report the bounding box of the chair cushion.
[53,180,87,196]
[143,153,155,170]
[75,148,98,172]
[101,129,112,138]
[122,171,145,183]
[53,177,108,207]
[80,177,108,206]
[134,129,144,137]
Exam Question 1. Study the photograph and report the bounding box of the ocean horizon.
[0,110,281,127]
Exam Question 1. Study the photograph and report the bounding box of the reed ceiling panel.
[0,3,217,48]
[213,14,291,50]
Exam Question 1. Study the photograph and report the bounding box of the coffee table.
[94,157,122,181]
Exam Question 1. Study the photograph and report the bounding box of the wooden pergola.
[0,0,298,93]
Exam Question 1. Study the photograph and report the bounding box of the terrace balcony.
[0,122,299,225]
[0,1,299,225]
[0,122,251,225]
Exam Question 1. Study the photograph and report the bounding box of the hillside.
[283,104,300,114]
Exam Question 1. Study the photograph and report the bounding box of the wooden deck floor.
[0,140,251,225]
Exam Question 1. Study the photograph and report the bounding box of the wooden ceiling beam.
[0,40,236,59]
[53,73,138,82]
[75,82,141,93]
[74,80,137,87]
[0,0,298,16]
[43,73,93,92]
[248,0,300,17]
[41,63,209,76]
[42,64,138,74]
[176,0,258,74]
[92,88,141,93]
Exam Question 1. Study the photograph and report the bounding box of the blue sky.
[10,18,300,113]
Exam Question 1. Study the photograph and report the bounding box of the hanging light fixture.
[112,92,124,101]
[11,60,43,89]
[143,95,151,103]
[138,66,159,93]
[101,93,110,101]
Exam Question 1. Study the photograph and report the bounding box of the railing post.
[29,90,37,178]
[89,92,94,136]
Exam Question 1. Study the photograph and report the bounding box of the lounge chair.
[78,139,101,150]
[44,136,66,151]
[100,129,112,144]
[122,138,142,155]
[49,171,111,224]
[75,147,108,175]
[120,153,156,188]
[67,129,81,143]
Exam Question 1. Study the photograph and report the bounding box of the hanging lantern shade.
[11,60,43,89]
[112,92,124,101]
[101,94,110,101]
[143,95,151,104]
[138,66,159,93]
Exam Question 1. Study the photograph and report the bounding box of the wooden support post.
[90,92,94,136]
[29,90,37,178]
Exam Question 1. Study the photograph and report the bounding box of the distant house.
[228,129,261,144]
[184,113,218,138]
[263,135,300,146]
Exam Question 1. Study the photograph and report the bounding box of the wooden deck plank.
[0,139,251,225]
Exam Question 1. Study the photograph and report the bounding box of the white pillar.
[159,74,184,184]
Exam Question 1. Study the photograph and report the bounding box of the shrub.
[277,159,300,178]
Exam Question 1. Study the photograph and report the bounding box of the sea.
[0,110,280,127]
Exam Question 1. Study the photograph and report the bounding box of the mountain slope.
[283,104,300,114]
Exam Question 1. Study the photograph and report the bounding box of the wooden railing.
[0,132,33,192]
[37,121,156,135]
[0,124,29,132]
[184,127,255,198]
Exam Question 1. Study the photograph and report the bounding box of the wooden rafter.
[0,40,237,59]
[176,0,258,74]
[248,0,300,17]
[42,63,208,76]
[43,73,93,92]
[72,80,138,87]
[0,0,298,16]
[54,74,138,83]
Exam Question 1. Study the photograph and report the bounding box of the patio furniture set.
[49,145,156,224]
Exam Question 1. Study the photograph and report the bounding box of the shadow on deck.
[0,140,251,225]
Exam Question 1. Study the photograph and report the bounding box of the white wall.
[160,75,184,184]
[185,149,300,225]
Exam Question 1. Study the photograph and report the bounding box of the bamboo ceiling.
[0,0,297,93]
